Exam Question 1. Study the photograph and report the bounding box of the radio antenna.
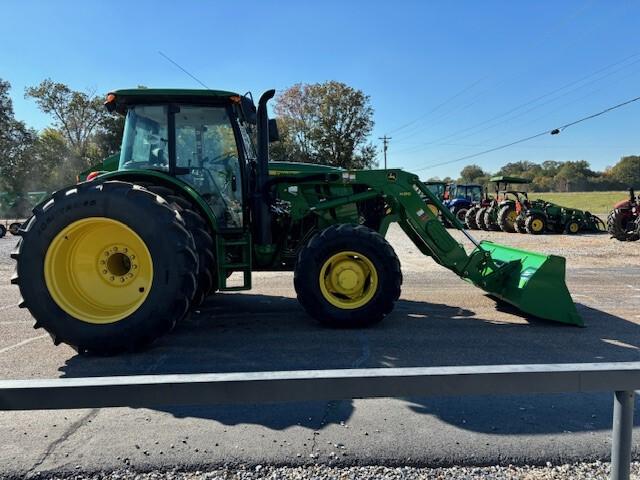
[158,51,211,90]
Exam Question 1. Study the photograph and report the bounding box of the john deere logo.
[387,172,397,181]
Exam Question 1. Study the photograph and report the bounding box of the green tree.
[459,164,486,183]
[271,81,377,169]
[608,155,640,187]
[0,79,37,195]
[25,79,106,171]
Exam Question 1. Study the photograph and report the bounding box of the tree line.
[441,157,639,192]
[1,76,638,198]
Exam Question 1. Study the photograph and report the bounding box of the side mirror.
[268,118,280,143]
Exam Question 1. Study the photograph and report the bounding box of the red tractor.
[607,188,639,241]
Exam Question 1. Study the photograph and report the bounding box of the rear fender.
[90,170,219,232]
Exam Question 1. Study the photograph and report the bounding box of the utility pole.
[379,135,391,169]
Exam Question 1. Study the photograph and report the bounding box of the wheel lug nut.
[102,270,107,274]
[110,276,115,281]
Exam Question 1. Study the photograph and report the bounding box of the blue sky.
[2,0,639,179]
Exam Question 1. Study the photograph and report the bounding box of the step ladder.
[215,232,252,291]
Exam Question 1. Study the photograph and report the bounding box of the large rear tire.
[139,184,216,306]
[12,181,198,354]
[476,207,489,230]
[465,206,480,230]
[294,224,402,328]
[0,224,6,238]
[484,208,500,231]
[514,214,527,233]
[607,209,639,241]
[497,205,517,233]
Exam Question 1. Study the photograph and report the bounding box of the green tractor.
[422,180,447,201]
[11,88,583,354]
[476,176,531,233]
[515,199,606,235]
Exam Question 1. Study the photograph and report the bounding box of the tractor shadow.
[59,294,640,433]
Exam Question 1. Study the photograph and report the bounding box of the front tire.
[9,222,21,235]
[294,224,402,328]
[525,213,547,235]
[12,181,198,354]
[0,224,6,238]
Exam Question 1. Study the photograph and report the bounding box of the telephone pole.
[379,135,391,169]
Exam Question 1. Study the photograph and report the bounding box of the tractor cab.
[105,89,262,230]
[449,184,483,203]
[422,181,447,201]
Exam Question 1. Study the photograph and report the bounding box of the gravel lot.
[1,225,639,478]
[23,462,640,479]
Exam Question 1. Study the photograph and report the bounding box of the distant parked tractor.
[422,180,448,201]
[477,176,531,232]
[607,188,639,241]
[516,199,605,235]
[464,187,491,230]
[443,183,483,226]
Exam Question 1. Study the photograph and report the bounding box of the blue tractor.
[443,183,484,226]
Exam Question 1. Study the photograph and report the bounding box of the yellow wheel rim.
[506,210,517,227]
[319,251,378,310]
[44,217,153,324]
[531,218,544,232]
[569,222,579,233]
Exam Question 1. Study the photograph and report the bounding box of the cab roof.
[111,88,241,100]
[488,175,531,184]
[106,88,243,114]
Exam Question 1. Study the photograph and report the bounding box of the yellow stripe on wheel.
[44,217,153,324]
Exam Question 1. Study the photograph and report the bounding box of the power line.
[379,136,392,169]
[384,0,600,140]
[396,51,640,154]
[158,51,211,90]
[414,94,640,172]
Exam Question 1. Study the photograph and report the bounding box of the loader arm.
[303,169,582,326]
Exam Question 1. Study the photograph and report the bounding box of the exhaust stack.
[254,89,276,246]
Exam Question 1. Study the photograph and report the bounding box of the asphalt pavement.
[0,226,639,478]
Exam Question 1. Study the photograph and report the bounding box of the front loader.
[11,88,583,354]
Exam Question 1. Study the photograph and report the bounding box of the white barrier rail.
[1,362,638,479]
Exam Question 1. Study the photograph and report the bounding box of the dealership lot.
[1,226,639,477]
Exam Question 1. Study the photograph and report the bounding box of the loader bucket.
[474,241,583,326]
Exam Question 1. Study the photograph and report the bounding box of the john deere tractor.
[11,88,583,354]
[515,199,606,235]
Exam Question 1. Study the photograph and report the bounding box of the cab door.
[174,105,244,229]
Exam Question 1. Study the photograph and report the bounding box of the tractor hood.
[268,162,343,176]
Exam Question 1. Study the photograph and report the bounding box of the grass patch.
[529,191,627,213]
